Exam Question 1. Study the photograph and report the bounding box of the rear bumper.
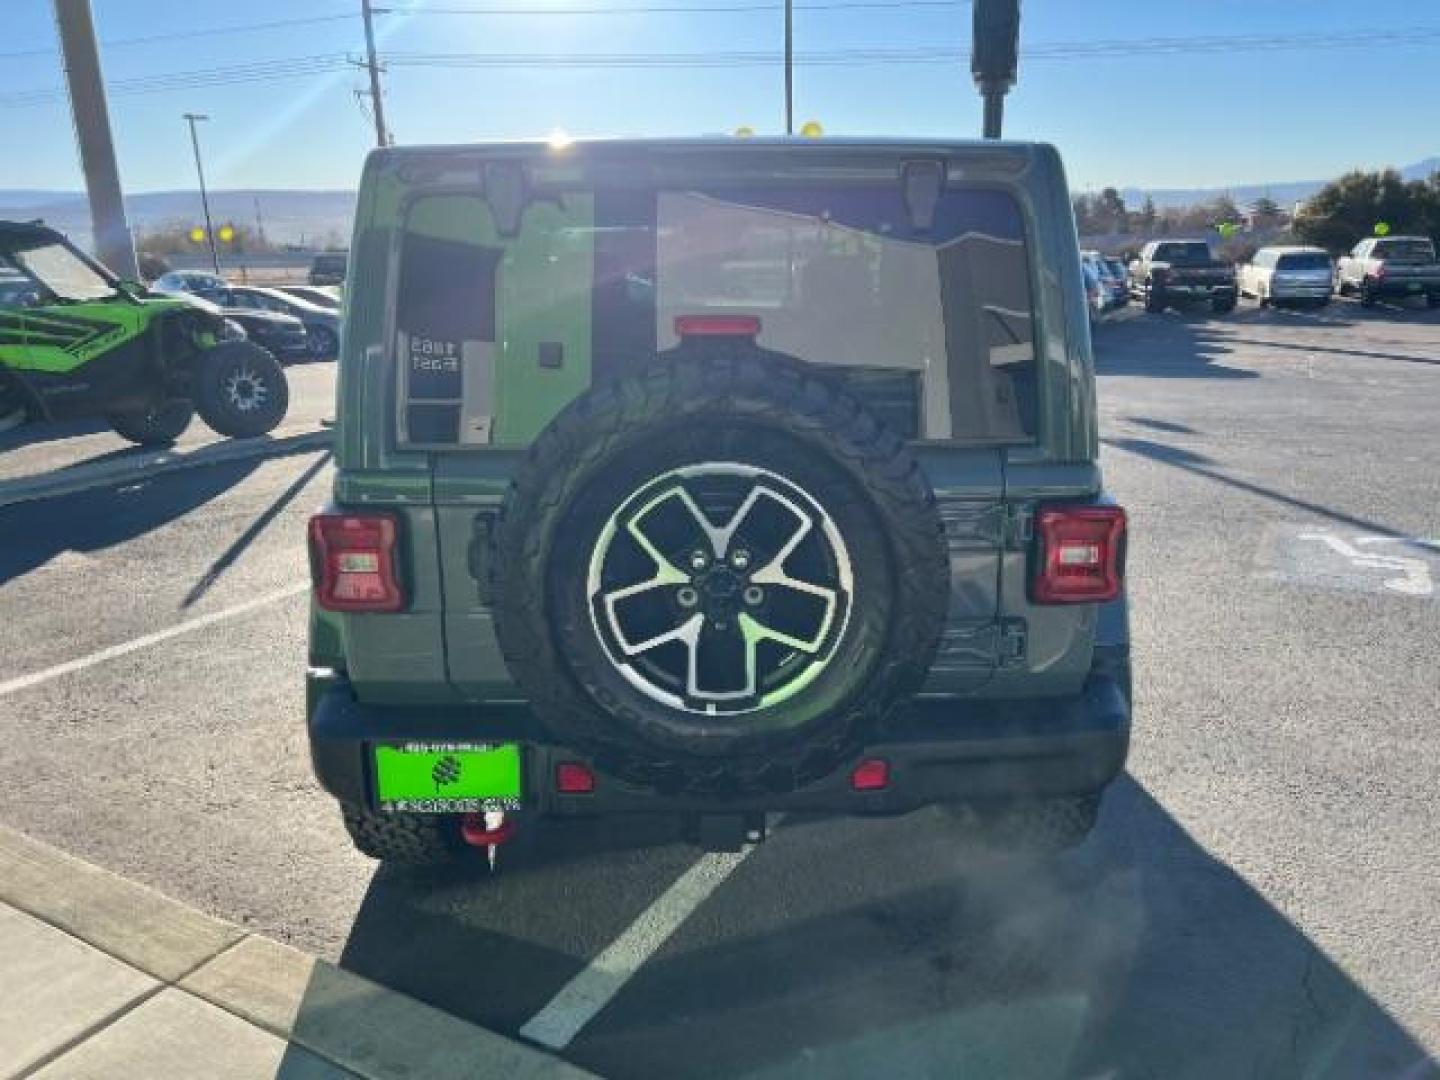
[1365,278,1439,297]
[307,670,1131,817]
[1156,281,1236,300]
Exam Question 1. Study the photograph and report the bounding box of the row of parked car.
[149,271,342,363]
[1081,234,1440,320]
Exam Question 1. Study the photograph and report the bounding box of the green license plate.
[372,743,522,813]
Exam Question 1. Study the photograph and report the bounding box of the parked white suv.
[1237,246,1332,309]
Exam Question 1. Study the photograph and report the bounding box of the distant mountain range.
[3,156,1437,244]
[1110,157,1440,210]
[0,189,357,249]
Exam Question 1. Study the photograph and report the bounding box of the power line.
[0,14,358,61]
[389,1,969,12]
[3,26,1438,108]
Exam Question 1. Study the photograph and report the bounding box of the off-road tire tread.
[492,348,949,797]
[193,341,289,439]
[340,802,467,864]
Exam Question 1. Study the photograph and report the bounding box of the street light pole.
[183,113,220,275]
[52,0,138,279]
[784,0,793,135]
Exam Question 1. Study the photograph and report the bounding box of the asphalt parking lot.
[1,295,1437,1078]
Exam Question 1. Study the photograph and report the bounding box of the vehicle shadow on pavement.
[330,777,1437,1080]
[1101,436,1428,544]
[0,416,111,454]
[1093,314,1259,379]
[0,457,266,586]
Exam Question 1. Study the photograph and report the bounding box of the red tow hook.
[460,811,517,848]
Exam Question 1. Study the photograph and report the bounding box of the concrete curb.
[0,428,333,509]
[0,825,597,1079]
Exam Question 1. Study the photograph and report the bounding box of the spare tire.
[492,348,949,796]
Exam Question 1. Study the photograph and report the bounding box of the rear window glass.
[1276,253,1330,272]
[393,183,1038,448]
[1152,242,1212,266]
[1373,239,1436,264]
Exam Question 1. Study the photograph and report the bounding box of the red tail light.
[675,314,761,338]
[555,762,596,794]
[1032,505,1126,604]
[850,758,890,791]
[308,512,404,612]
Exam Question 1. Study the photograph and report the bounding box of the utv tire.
[193,341,289,439]
[492,349,950,797]
[107,399,194,446]
[1144,284,1166,313]
[340,803,470,865]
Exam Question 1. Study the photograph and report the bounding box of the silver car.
[1238,246,1332,309]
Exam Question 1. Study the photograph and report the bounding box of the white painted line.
[520,838,765,1050]
[0,584,309,698]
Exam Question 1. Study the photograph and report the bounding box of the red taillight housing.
[555,762,596,794]
[674,314,761,338]
[850,758,890,791]
[308,512,404,612]
[1032,505,1126,604]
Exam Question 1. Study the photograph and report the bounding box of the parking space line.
[0,584,308,698]
[519,840,762,1050]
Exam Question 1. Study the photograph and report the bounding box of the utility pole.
[361,0,390,147]
[183,113,220,274]
[971,0,1020,139]
[52,0,138,278]
[783,0,794,135]
[253,196,267,250]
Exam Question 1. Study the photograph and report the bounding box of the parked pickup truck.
[1128,239,1237,314]
[1335,236,1440,308]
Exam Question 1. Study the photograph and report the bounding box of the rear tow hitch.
[460,811,518,868]
[685,812,768,853]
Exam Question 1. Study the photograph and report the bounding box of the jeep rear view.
[306,139,1131,864]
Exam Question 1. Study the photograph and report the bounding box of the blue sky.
[1,0,1436,194]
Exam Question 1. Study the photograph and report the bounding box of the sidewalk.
[0,825,596,1079]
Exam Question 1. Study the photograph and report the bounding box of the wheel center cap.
[700,567,741,601]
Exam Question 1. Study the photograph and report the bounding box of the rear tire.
[340,803,471,865]
[1144,283,1166,313]
[107,399,194,446]
[493,349,949,797]
[1360,280,1377,307]
[193,341,289,438]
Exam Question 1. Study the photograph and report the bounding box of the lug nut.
[677,586,699,608]
[743,585,764,606]
[730,549,751,570]
[689,551,709,572]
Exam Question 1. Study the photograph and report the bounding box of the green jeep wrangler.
[306,138,1131,864]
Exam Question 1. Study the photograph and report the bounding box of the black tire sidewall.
[193,342,289,438]
[548,419,895,761]
[107,399,194,445]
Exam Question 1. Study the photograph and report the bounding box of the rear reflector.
[850,758,890,791]
[1032,504,1126,604]
[674,314,761,338]
[308,512,404,612]
[555,762,596,794]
